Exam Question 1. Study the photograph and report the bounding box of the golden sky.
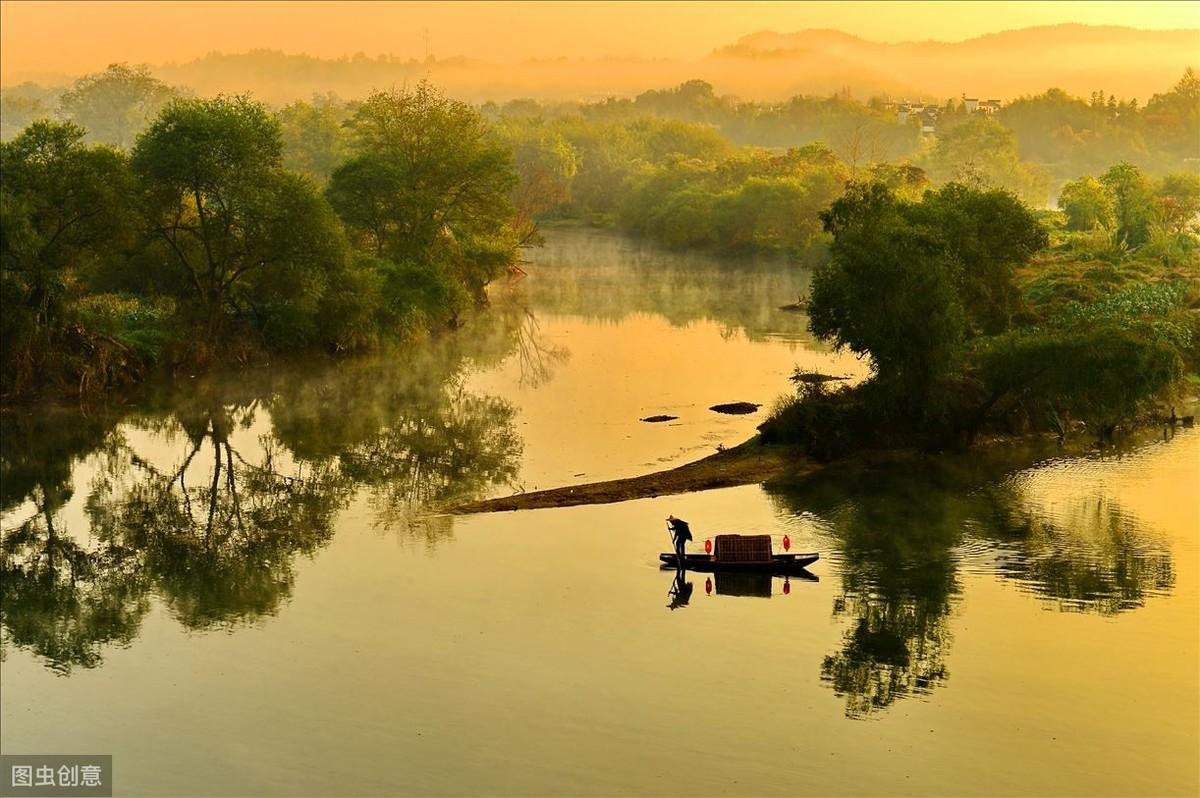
[1,0,1197,80]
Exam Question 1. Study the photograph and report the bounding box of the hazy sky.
[2,0,1197,80]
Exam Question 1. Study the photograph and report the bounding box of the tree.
[1,121,135,391]
[1100,162,1156,246]
[1154,172,1200,235]
[811,182,967,406]
[327,83,520,304]
[924,115,1047,205]
[868,163,929,201]
[912,183,1047,335]
[1058,176,1116,231]
[494,119,578,243]
[132,96,348,344]
[59,64,178,149]
[0,86,54,141]
[276,95,349,184]
[975,324,1180,438]
[810,180,1045,411]
[1144,68,1200,160]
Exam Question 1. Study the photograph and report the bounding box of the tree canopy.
[133,95,348,345]
[59,63,179,149]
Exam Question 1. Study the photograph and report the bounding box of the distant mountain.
[713,25,1199,101]
[6,24,1195,104]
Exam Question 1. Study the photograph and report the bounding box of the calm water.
[1,228,1197,796]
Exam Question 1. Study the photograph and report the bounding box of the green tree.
[924,115,1047,205]
[1100,162,1156,246]
[276,95,349,184]
[59,63,178,149]
[1144,68,1200,160]
[868,163,929,201]
[975,324,1181,438]
[494,118,579,242]
[133,96,348,344]
[1,121,135,391]
[810,180,1045,410]
[912,183,1047,334]
[811,182,967,405]
[327,83,520,305]
[0,86,54,141]
[1057,176,1116,231]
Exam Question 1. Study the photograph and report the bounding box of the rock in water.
[640,414,679,423]
[709,402,761,415]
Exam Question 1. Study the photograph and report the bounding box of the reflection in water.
[1,411,149,674]
[770,469,960,718]
[766,442,1177,718]
[521,227,818,343]
[979,476,1175,615]
[662,569,816,607]
[666,568,694,610]
[86,400,349,630]
[0,308,534,671]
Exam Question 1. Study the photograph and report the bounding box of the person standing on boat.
[667,515,692,565]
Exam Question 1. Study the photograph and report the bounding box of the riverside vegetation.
[3,67,1197,457]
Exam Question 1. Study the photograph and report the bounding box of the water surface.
[2,228,1197,796]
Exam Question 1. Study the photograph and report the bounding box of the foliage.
[1057,176,1115,231]
[276,95,350,184]
[619,145,848,255]
[493,117,579,242]
[59,63,179,149]
[0,85,55,141]
[810,180,1045,412]
[779,173,1192,452]
[132,95,349,348]
[1099,162,1157,246]
[0,121,140,394]
[922,115,1048,205]
[327,83,520,310]
[973,323,1181,434]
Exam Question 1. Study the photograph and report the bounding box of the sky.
[2,0,1198,80]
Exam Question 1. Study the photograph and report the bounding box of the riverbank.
[447,440,811,513]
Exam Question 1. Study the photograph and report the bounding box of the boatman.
[666,515,692,565]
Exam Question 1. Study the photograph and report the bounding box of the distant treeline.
[5,66,1197,188]
[3,65,1198,407]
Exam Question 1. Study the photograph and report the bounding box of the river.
[1,227,1196,796]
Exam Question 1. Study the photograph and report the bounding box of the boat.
[659,551,819,573]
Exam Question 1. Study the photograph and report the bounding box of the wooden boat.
[658,551,819,573]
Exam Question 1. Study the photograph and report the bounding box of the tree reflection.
[769,465,962,718]
[1,318,525,671]
[1,487,150,674]
[766,441,1176,718]
[1,410,150,673]
[84,399,350,629]
[522,228,820,343]
[977,482,1175,615]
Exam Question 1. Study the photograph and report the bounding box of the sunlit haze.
[2,2,1198,797]
[2,1,1197,80]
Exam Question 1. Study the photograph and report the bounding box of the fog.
[2,1,1197,103]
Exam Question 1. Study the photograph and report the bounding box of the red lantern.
[705,577,712,595]
[704,539,712,555]
[783,578,791,595]
[783,534,791,552]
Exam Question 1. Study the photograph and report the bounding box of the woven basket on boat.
[713,534,773,563]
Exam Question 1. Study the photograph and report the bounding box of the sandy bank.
[448,441,810,514]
